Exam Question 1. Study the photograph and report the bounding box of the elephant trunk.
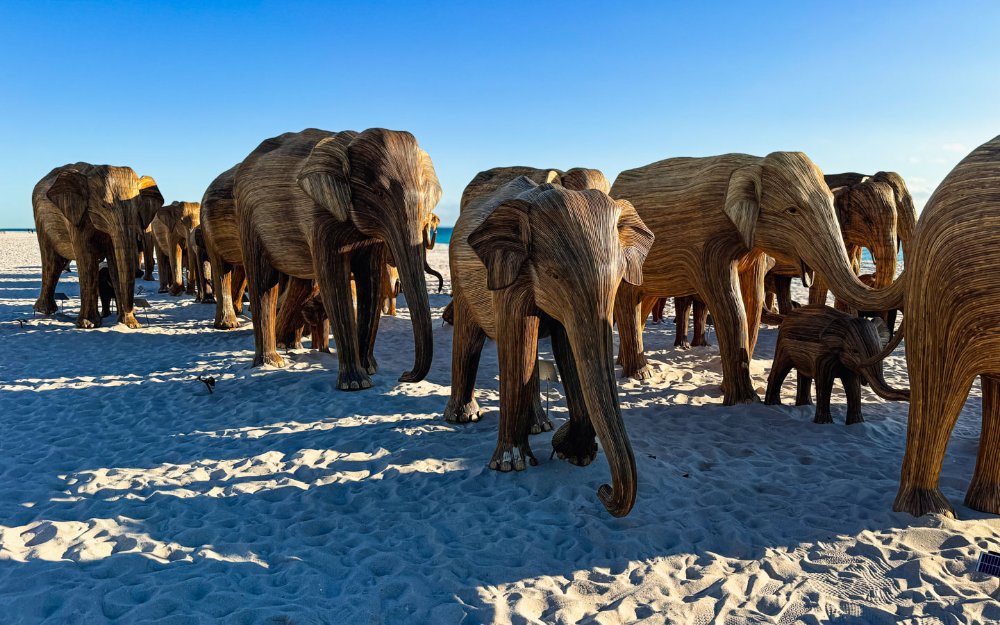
[394,241,433,382]
[859,361,909,401]
[871,240,898,290]
[808,235,905,313]
[424,259,444,293]
[568,317,637,517]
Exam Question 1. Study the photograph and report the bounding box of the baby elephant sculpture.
[765,305,908,424]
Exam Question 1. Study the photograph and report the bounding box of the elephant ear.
[47,169,90,227]
[468,199,532,290]
[419,149,442,211]
[830,185,851,227]
[616,199,654,286]
[137,176,164,229]
[724,165,762,251]
[298,136,351,221]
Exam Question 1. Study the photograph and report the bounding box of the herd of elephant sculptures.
[29,128,1000,520]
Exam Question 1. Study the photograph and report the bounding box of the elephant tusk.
[800,260,814,289]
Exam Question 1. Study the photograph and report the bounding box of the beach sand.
[0,231,998,623]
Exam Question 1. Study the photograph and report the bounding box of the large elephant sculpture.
[612,152,904,405]
[151,201,200,296]
[233,128,439,390]
[893,135,1000,518]
[33,163,163,328]
[446,174,653,517]
[201,164,248,329]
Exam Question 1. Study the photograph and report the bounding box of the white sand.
[0,230,998,624]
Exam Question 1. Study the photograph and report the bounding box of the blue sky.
[1,1,997,228]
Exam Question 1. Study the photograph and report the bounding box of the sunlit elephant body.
[894,135,1000,518]
[446,174,653,517]
[201,164,247,329]
[151,201,200,296]
[611,152,903,405]
[234,128,439,390]
[33,163,162,328]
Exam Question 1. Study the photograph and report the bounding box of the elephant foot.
[185,288,196,296]
[846,412,864,425]
[200,295,216,304]
[722,383,760,405]
[33,299,58,315]
[168,285,184,296]
[101,309,112,318]
[76,315,101,329]
[530,401,553,435]
[551,422,597,467]
[795,397,813,407]
[622,362,654,381]
[337,366,372,391]
[444,398,482,423]
[691,337,711,348]
[214,315,241,330]
[965,479,1000,515]
[813,412,833,424]
[158,286,170,294]
[361,355,378,375]
[763,395,781,407]
[119,313,141,330]
[893,484,956,518]
[674,338,692,350]
[253,351,285,368]
[143,273,155,282]
[489,439,537,472]
[276,340,303,350]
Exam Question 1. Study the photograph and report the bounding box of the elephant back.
[200,164,243,265]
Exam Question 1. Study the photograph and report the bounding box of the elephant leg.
[241,231,283,367]
[700,258,757,405]
[142,234,155,281]
[34,235,64,315]
[795,373,813,406]
[275,276,312,349]
[651,297,666,324]
[200,256,215,303]
[774,276,794,315]
[528,359,552,434]
[156,246,171,293]
[75,248,102,329]
[614,283,651,379]
[353,246,385,375]
[168,242,184,296]
[739,255,767,358]
[808,275,829,307]
[232,265,247,316]
[967,374,1000,514]
[98,266,113,318]
[843,371,863,425]
[639,296,657,332]
[673,296,692,349]
[184,248,196,295]
[318,250,371,391]
[813,364,835,424]
[886,308,899,337]
[210,254,240,330]
[443,295,486,423]
[764,351,792,405]
[490,291,540,471]
[691,297,711,347]
[551,322,597,466]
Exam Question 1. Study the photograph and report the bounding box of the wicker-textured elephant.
[201,164,247,329]
[187,225,214,303]
[893,135,1000,518]
[611,152,904,405]
[446,173,653,517]
[234,128,440,390]
[151,201,200,296]
[33,163,163,328]
[765,305,908,424]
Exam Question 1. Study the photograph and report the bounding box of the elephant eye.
[786,206,799,215]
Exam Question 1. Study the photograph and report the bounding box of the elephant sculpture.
[151,201,200,296]
[33,163,163,328]
[446,173,653,517]
[139,224,156,281]
[765,305,908,424]
[893,135,1000,518]
[772,171,914,313]
[233,128,440,390]
[201,164,248,329]
[611,152,904,405]
[187,225,214,303]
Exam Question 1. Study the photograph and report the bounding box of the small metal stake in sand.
[134,298,152,325]
[198,376,216,394]
[539,359,559,418]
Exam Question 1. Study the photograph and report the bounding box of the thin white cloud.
[942,142,967,153]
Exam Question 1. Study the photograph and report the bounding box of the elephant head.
[423,212,441,250]
[298,128,439,382]
[829,177,900,289]
[46,165,162,325]
[820,315,909,401]
[871,171,917,259]
[468,182,654,517]
[725,152,903,313]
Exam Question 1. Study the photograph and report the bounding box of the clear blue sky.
[1,1,998,228]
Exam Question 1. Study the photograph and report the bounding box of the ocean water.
[435,227,453,245]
